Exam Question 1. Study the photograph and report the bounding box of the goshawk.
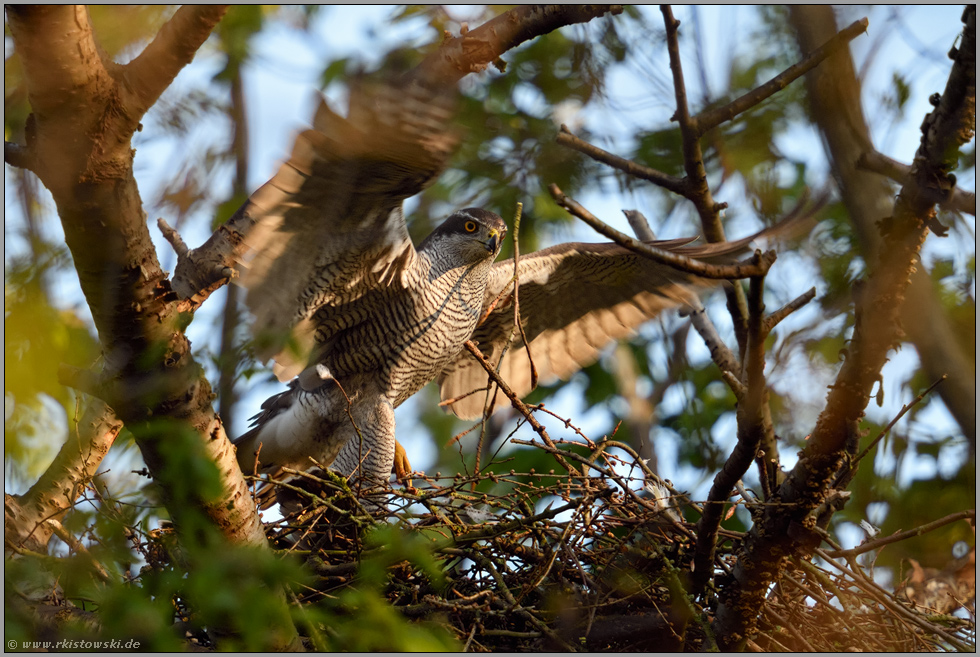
[232,82,793,485]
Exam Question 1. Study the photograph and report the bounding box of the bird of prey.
[232,81,799,486]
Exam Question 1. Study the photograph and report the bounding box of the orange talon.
[392,440,414,489]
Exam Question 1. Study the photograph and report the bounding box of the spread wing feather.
[235,82,458,378]
[438,224,799,419]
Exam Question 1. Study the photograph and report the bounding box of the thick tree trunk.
[5,6,301,649]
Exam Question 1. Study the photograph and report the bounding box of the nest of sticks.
[249,437,976,653]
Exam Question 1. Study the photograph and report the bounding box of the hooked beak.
[485,228,504,253]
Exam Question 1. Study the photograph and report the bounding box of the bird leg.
[331,395,397,491]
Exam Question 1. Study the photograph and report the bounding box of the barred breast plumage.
[234,207,507,484]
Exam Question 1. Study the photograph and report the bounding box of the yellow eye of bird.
[464,220,478,233]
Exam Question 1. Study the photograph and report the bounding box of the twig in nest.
[463,340,575,475]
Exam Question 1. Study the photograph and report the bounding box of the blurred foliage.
[4,4,975,650]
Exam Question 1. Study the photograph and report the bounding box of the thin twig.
[839,375,946,487]
[763,287,817,334]
[556,126,688,196]
[510,202,537,392]
[549,184,775,279]
[689,300,742,380]
[695,18,870,136]
[47,519,112,584]
[822,509,975,559]
[463,340,575,474]
[157,217,190,258]
[622,209,657,241]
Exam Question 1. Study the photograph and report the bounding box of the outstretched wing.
[236,81,458,379]
[437,225,800,419]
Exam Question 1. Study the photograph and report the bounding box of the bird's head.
[419,208,507,265]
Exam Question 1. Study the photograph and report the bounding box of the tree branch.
[689,301,742,382]
[549,184,777,279]
[762,287,817,334]
[122,6,229,115]
[857,150,976,216]
[411,5,623,86]
[693,275,773,593]
[5,399,122,554]
[822,509,975,559]
[694,18,869,136]
[7,6,300,647]
[661,5,752,357]
[556,125,688,196]
[712,8,976,648]
[790,5,976,446]
[837,375,947,489]
[622,209,657,241]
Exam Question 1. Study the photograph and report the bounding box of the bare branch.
[661,7,721,231]
[622,209,657,241]
[713,8,976,648]
[5,400,122,553]
[7,8,303,645]
[720,370,747,401]
[5,7,106,118]
[693,275,773,593]
[808,7,974,461]
[660,5,753,357]
[791,5,976,445]
[695,19,870,136]
[763,287,817,334]
[157,217,190,258]
[549,184,776,279]
[858,150,976,216]
[689,301,742,381]
[122,6,229,115]
[509,203,537,392]
[412,5,623,86]
[556,125,688,196]
[822,509,975,559]
[837,374,947,488]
